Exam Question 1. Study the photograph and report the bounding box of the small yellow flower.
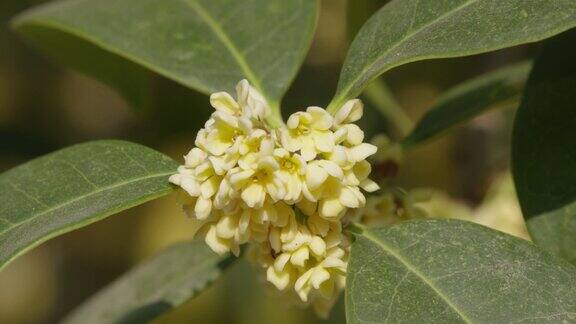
[230,156,286,208]
[333,99,365,146]
[333,99,363,126]
[200,111,252,156]
[169,154,222,220]
[235,79,269,121]
[274,148,306,203]
[204,222,240,256]
[280,106,336,161]
[294,246,348,302]
[305,159,344,192]
[210,79,268,121]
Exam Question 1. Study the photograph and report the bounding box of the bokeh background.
[0,0,534,323]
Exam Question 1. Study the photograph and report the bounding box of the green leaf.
[512,31,576,265]
[0,140,177,271]
[347,0,413,137]
[527,215,576,266]
[13,15,154,111]
[404,61,532,146]
[346,219,576,323]
[331,0,576,110]
[13,0,319,111]
[63,241,235,324]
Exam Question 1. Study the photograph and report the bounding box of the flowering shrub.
[2,0,576,323]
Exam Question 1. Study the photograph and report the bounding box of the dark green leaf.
[512,30,576,265]
[331,0,576,110]
[13,17,153,111]
[527,215,576,266]
[347,220,576,323]
[347,0,412,137]
[63,241,235,324]
[13,0,319,109]
[0,140,177,271]
[404,61,531,146]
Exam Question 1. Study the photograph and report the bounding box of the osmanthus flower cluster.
[169,80,379,317]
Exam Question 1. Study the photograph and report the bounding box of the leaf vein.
[54,158,99,189]
[181,0,266,98]
[338,0,480,103]
[7,181,49,208]
[0,172,174,236]
[361,228,473,323]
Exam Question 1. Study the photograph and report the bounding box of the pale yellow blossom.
[170,82,379,318]
[230,157,286,208]
[294,246,348,302]
[281,106,336,161]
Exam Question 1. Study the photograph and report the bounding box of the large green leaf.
[347,0,413,137]
[346,220,576,323]
[330,0,576,110]
[404,61,531,146]
[63,241,235,324]
[512,31,576,265]
[0,140,177,271]
[13,0,319,111]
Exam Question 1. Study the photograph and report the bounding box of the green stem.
[265,101,285,129]
[326,96,345,114]
[364,79,414,137]
[347,222,367,235]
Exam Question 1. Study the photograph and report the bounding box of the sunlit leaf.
[13,0,319,111]
[63,241,235,324]
[512,30,576,265]
[347,220,576,323]
[404,61,531,146]
[0,140,177,271]
[331,0,576,110]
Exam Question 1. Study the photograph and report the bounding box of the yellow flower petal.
[344,124,364,145]
[274,253,291,272]
[184,147,207,167]
[340,187,361,208]
[348,143,377,162]
[307,106,333,130]
[267,266,291,291]
[319,198,345,219]
[210,92,240,115]
[310,236,327,257]
[290,246,310,267]
[313,130,335,153]
[361,179,380,192]
[216,213,238,239]
[310,266,331,289]
[306,163,328,190]
[334,99,363,125]
[241,183,266,208]
[205,226,231,255]
[194,196,212,220]
[300,137,317,161]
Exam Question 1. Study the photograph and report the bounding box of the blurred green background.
[0,0,533,323]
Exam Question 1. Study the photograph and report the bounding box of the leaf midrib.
[359,228,473,323]
[336,0,479,105]
[0,171,174,235]
[181,0,268,101]
[15,0,268,101]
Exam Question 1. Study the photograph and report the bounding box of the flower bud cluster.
[170,80,379,317]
